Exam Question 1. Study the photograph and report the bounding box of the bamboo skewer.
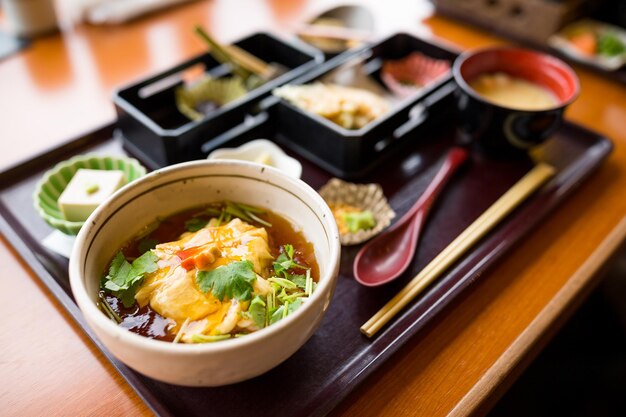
[361,163,556,338]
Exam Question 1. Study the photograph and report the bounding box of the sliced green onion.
[236,202,266,214]
[246,210,272,227]
[268,277,297,289]
[279,291,306,303]
[305,269,313,296]
[216,210,225,227]
[191,334,231,343]
[173,317,190,344]
[266,289,275,327]
[98,293,121,323]
[224,202,253,223]
[204,207,222,216]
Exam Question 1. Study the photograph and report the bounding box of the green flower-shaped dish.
[34,155,147,235]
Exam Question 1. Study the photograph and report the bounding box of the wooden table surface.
[3,0,626,416]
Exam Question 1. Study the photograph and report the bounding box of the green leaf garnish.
[342,210,376,233]
[185,217,209,232]
[101,251,159,308]
[288,298,304,315]
[130,250,159,275]
[598,32,626,57]
[224,201,253,223]
[273,244,308,277]
[269,296,305,325]
[249,295,266,328]
[269,305,285,325]
[196,260,256,301]
[191,334,231,343]
[289,274,307,289]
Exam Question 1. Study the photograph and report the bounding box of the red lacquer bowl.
[453,47,580,155]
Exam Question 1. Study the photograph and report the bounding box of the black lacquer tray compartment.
[271,32,459,178]
[114,32,323,167]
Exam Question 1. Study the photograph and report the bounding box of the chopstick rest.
[361,163,556,338]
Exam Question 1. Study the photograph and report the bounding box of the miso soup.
[469,72,559,111]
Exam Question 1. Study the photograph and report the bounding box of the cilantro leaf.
[104,252,132,288]
[196,260,256,301]
[185,217,209,232]
[269,305,285,325]
[101,251,159,308]
[249,295,266,328]
[269,298,305,325]
[117,280,143,308]
[288,298,304,315]
[273,244,308,277]
[290,274,307,289]
[131,250,159,276]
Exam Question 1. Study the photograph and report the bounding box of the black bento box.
[114,32,323,167]
[271,33,460,178]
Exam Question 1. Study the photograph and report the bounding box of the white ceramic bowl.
[207,139,303,179]
[69,160,340,386]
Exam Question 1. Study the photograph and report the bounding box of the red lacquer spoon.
[353,147,469,287]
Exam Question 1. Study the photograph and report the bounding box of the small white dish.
[207,139,303,179]
[548,19,626,71]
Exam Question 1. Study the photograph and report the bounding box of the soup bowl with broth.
[453,47,579,154]
[69,160,341,386]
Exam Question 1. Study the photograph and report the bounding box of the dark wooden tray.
[0,111,612,416]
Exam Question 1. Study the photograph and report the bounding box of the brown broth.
[102,292,175,342]
[102,203,320,340]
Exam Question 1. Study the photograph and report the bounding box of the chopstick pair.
[361,163,556,338]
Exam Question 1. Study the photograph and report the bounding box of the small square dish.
[548,19,626,71]
[114,32,323,168]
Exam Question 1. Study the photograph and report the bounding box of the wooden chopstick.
[295,24,372,42]
[194,26,275,81]
[361,163,556,338]
[223,44,275,80]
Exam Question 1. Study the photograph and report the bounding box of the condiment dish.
[207,139,302,178]
[33,154,146,235]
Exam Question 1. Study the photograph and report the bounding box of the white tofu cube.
[58,169,126,222]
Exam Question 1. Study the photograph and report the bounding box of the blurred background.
[1,0,626,415]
